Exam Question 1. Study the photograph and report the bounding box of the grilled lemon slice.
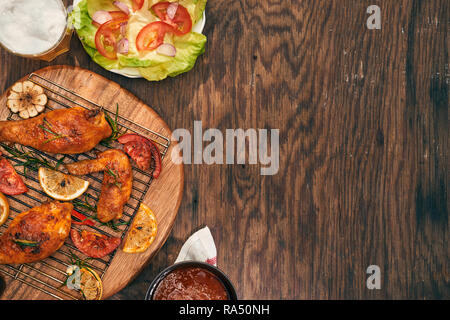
[0,192,10,227]
[123,203,157,253]
[80,267,103,300]
[38,167,89,201]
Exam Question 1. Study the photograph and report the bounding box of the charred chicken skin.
[65,149,133,223]
[0,201,72,265]
[0,107,112,154]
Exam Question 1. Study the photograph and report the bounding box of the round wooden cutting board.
[0,66,184,300]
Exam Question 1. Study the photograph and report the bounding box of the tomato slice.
[70,229,121,259]
[151,2,192,35]
[122,141,152,170]
[136,21,173,52]
[95,17,128,60]
[0,157,27,195]
[118,133,162,178]
[132,0,145,11]
[92,11,129,28]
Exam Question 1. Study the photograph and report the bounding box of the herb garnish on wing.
[101,104,125,147]
[71,194,129,231]
[0,143,58,175]
[39,118,68,144]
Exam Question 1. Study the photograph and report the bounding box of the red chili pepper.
[71,210,96,226]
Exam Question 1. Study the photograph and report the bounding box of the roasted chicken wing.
[0,107,112,154]
[65,149,133,223]
[0,201,72,265]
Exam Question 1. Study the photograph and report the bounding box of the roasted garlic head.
[7,81,47,119]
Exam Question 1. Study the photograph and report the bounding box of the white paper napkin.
[175,226,217,266]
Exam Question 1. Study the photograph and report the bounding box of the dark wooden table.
[0,0,448,300]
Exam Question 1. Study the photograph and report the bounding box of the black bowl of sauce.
[145,261,237,300]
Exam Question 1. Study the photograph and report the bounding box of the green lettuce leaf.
[72,0,120,69]
[138,31,206,81]
[87,0,127,18]
[72,0,97,49]
[180,0,207,24]
[82,43,121,70]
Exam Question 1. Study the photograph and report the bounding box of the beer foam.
[0,0,67,55]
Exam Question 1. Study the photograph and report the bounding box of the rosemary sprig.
[55,155,67,171]
[104,220,129,231]
[72,194,97,213]
[68,251,94,269]
[39,118,68,144]
[71,195,129,231]
[0,143,56,175]
[101,103,125,147]
[39,118,57,135]
[13,239,39,247]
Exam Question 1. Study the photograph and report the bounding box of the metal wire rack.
[0,73,170,300]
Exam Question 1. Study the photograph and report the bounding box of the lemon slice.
[0,192,10,227]
[123,203,157,253]
[38,167,89,201]
[80,267,103,300]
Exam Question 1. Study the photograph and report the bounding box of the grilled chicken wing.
[0,201,72,265]
[0,107,112,154]
[65,149,133,223]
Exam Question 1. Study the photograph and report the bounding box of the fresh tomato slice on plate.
[70,229,121,259]
[136,21,173,52]
[92,11,129,28]
[118,133,162,178]
[95,17,128,60]
[0,157,27,195]
[132,0,145,11]
[151,2,192,35]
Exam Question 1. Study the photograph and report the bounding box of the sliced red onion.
[114,1,130,15]
[166,2,179,20]
[116,38,129,54]
[157,43,176,57]
[92,10,113,25]
[120,22,128,37]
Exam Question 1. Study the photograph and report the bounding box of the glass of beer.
[0,0,73,62]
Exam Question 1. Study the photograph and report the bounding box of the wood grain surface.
[0,0,448,299]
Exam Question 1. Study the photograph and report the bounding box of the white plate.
[72,0,206,78]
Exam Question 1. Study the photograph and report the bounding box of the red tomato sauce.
[153,266,228,300]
